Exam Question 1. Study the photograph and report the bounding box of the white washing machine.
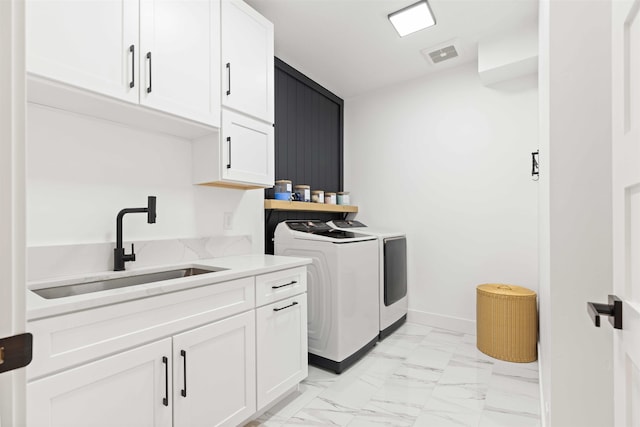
[274,220,379,373]
[328,220,408,340]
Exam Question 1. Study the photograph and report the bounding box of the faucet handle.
[129,243,136,261]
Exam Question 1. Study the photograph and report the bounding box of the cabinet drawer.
[27,277,254,380]
[255,267,306,307]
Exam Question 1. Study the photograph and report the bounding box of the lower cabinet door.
[256,294,308,410]
[27,338,173,427]
[172,310,256,427]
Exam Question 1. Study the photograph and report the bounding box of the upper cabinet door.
[222,109,274,186]
[139,0,221,127]
[26,0,139,103]
[221,0,274,123]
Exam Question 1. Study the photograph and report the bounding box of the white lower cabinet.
[256,295,308,410]
[255,267,308,411]
[27,312,257,427]
[173,311,256,427]
[27,266,308,427]
[28,338,173,427]
[28,313,256,427]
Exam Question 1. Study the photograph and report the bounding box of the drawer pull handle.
[273,301,298,312]
[162,356,169,406]
[272,280,297,289]
[146,51,152,93]
[226,62,231,96]
[129,44,135,88]
[180,350,187,397]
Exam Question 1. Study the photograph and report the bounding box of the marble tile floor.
[246,323,540,427]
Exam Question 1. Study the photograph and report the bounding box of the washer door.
[384,236,407,306]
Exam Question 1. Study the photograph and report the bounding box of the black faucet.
[114,196,157,271]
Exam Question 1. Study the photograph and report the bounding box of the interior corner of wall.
[479,56,538,87]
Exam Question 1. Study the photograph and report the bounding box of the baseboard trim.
[408,309,476,335]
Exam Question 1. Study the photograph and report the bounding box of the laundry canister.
[476,284,538,363]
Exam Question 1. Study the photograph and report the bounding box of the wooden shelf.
[264,200,358,213]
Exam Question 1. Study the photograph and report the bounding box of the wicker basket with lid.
[476,284,538,363]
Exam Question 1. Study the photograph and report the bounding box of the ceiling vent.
[422,44,458,65]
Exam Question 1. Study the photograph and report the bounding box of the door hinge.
[0,333,33,374]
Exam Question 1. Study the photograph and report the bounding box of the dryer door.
[383,236,407,306]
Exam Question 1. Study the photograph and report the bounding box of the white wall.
[538,1,613,426]
[478,25,538,86]
[26,104,264,253]
[344,62,538,332]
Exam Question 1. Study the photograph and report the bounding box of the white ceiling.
[244,0,539,99]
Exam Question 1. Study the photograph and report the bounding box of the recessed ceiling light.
[388,1,436,38]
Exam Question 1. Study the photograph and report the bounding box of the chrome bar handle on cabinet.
[272,280,297,289]
[226,62,231,95]
[146,52,152,93]
[180,350,187,397]
[129,45,135,88]
[587,295,623,329]
[162,356,169,406]
[273,301,299,312]
[226,137,231,169]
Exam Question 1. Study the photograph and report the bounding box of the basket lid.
[477,283,536,297]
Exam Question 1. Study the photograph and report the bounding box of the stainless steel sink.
[32,267,228,299]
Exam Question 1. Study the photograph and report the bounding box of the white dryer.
[328,220,408,340]
[274,220,379,373]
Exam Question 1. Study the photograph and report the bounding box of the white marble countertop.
[27,254,311,321]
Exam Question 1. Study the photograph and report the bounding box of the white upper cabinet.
[221,109,274,186]
[140,0,221,127]
[192,107,274,188]
[26,0,221,128]
[221,0,274,123]
[26,0,139,104]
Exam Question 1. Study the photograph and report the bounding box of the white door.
[139,0,221,126]
[612,0,640,425]
[172,311,256,427]
[25,0,139,103]
[0,0,27,425]
[27,339,173,427]
[221,0,273,123]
